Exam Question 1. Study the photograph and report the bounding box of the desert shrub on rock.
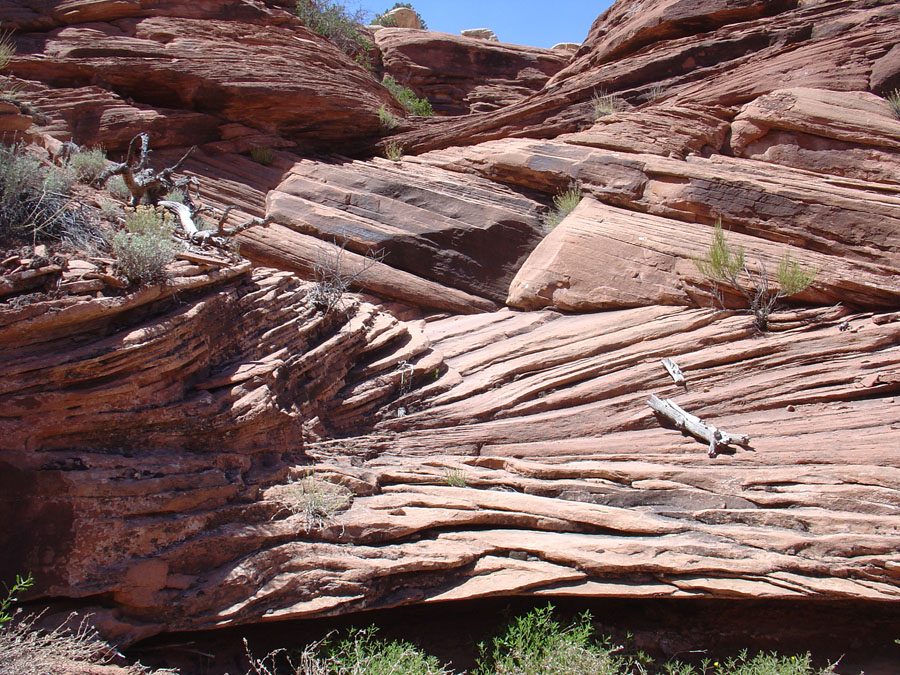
[382,75,433,116]
[111,206,180,285]
[66,146,107,184]
[295,0,373,67]
[694,220,816,331]
[542,182,582,230]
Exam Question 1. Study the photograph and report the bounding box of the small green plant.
[0,574,33,628]
[0,30,22,100]
[443,468,467,487]
[382,75,433,116]
[475,604,622,675]
[378,104,399,131]
[886,88,900,120]
[384,141,404,160]
[373,2,428,29]
[162,188,184,204]
[107,174,132,201]
[694,220,817,331]
[591,90,624,119]
[111,206,179,285]
[296,0,372,66]
[66,146,106,184]
[270,473,352,530]
[542,182,582,230]
[250,146,275,166]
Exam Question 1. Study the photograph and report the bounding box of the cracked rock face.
[1,0,900,653]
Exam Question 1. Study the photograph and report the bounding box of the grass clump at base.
[250,146,276,166]
[269,473,352,531]
[384,141,404,160]
[591,90,624,119]
[886,89,900,120]
[382,75,433,116]
[443,468,467,487]
[111,206,179,286]
[378,105,398,131]
[542,182,582,230]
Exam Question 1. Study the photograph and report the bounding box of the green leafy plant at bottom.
[694,220,816,331]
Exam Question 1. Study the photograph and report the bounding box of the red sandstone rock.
[375,28,568,114]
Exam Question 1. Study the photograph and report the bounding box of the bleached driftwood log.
[159,200,273,248]
[648,394,751,457]
[661,358,685,386]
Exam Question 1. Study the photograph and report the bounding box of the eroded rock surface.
[1,0,900,655]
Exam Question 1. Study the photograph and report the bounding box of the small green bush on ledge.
[382,75,433,116]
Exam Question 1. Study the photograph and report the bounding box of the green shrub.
[542,182,582,230]
[250,146,275,166]
[111,206,179,285]
[382,75,433,116]
[296,0,372,66]
[591,90,624,119]
[694,220,817,331]
[378,104,398,131]
[384,141,404,160]
[0,143,85,245]
[373,2,428,29]
[66,146,106,184]
[443,468,466,487]
[475,604,621,675]
[886,89,900,120]
[107,174,132,202]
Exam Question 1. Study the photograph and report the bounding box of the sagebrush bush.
[0,143,91,245]
[296,0,373,66]
[111,206,179,285]
[382,75,433,116]
[107,174,132,201]
[66,146,107,184]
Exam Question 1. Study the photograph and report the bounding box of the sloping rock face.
[375,28,569,114]
[3,1,397,153]
[2,0,900,658]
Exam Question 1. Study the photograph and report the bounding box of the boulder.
[380,6,421,28]
[461,28,499,41]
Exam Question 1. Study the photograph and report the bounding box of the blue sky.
[352,1,615,49]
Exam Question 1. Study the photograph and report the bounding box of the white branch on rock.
[648,394,751,457]
[661,358,686,386]
[158,200,273,248]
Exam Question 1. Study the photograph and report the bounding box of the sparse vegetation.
[295,0,373,66]
[542,182,582,230]
[694,220,817,331]
[591,90,624,119]
[373,2,428,29]
[306,235,385,312]
[378,104,399,131]
[382,75,433,116]
[0,143,98,246]
[111,206,180,285]
[269,473,352,530]
[443,468,467,487]
[384,141,404,160]
[66,146,107,184]
[107,174,132,201]
[886,88,900,120]
[0,31,21,100]
[250,146,276,166]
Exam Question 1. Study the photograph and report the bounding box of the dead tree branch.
[661,358,686,387]
[158,200,272,248]
[96,133,198,207]
[648,394,751,457]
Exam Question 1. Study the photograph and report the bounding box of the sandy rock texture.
[1,0,900,653]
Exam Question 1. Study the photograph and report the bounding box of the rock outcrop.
[1,0,900,661]
[376,28,568,114]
